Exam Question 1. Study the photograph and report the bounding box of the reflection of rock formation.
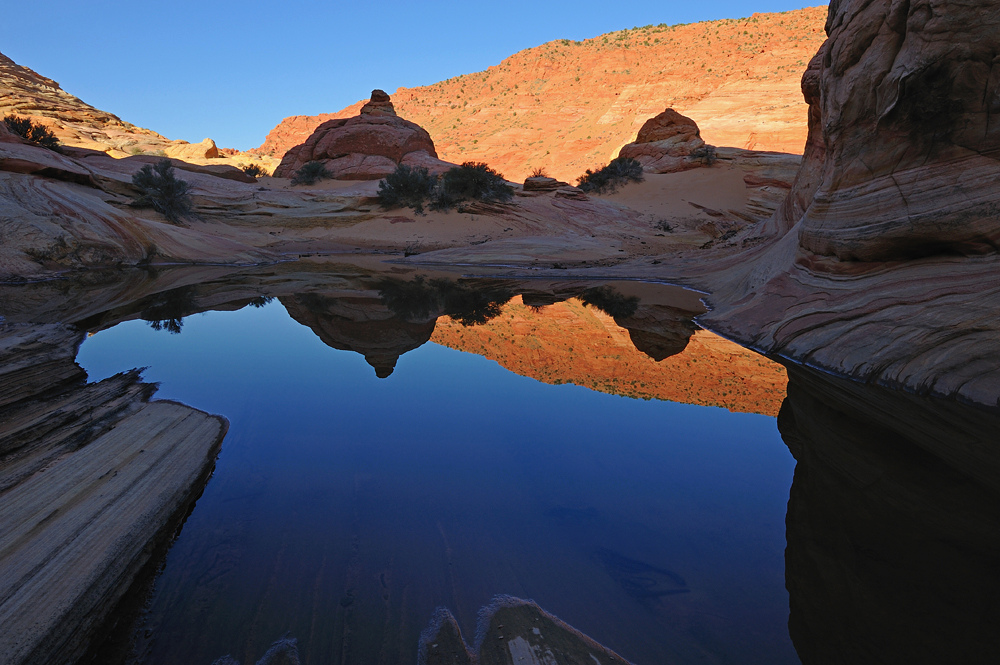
[0,323,227,665]
[282,293,436,378]
[432,295,786,416]
[779,365,1000,664]
[419,597,630,665]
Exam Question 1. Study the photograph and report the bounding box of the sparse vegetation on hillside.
[377,161,513,214]
[3,114,60,151]
[291,160,331,186]
[576,157,643,194]
[240,163,270,178]
[130,159,192,223]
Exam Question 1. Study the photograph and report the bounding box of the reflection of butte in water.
[778,364,1000,665]
[283,276,787,415]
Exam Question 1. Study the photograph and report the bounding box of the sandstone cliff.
[255,7,828,181]
[699,0,1000,408]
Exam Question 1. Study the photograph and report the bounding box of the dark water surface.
[78,300,797,665]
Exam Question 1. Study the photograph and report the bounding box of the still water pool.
[78,299,797,665]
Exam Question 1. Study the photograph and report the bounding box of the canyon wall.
[703,0,1000,408]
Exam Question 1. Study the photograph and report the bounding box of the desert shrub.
[240,163,269,178]
[248,295,273,308]
[429,161,513,211]
[140,286,197,334]
[377,276,514,326]
[690,145,718,166]
[3,114,60,151]
[577,157,644,194]
[130,159,192,223]
[529,166,548,178]
[436,280,514,326]
[377,164,437,214]
[129,146,145,155]
[376,276,440,320]
[579,286,639,318]
[291,160,330,186]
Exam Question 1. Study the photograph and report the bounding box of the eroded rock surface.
[274,90,453,180]
[786,1,1000,261]
[700,0,1000,408]
[618,108,707,173]
[0,323,227,665]
[254,7,829,182]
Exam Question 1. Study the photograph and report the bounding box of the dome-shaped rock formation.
[273,90,451,181]
[617,108,708,173]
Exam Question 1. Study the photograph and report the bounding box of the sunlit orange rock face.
[256,6,827,182]
[430,296,787,416]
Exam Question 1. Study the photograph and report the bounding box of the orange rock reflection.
[432,295,787,416]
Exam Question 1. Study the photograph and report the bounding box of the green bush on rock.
[130,159,192,223]
[377,161,513,215]
[3,114,60,151]
[377,165,437,214]
[577,157,643,194]
[291,161,331,186]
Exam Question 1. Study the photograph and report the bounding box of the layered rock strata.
[617,108,707,173]
[0,323,228,665]
[0,51,228,161]
[274,90,453,180]
[701,0,1000,408]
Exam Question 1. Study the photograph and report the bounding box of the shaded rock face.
[273,91,450,180]
[786,0,1000,261]
[778,365,1000,664]
[617,108,707,173]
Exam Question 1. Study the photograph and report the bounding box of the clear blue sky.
[2,1,822,150]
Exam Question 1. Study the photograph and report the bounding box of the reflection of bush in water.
[248,295,274,308]
[579,286,639,319]
[377,276,514,326]
[140,286,197,334]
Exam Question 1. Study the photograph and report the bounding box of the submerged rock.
[418,596,633,665]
